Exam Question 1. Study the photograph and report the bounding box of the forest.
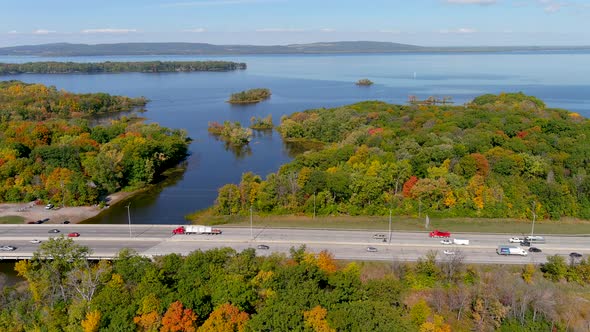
[0,80,190,205]
[228,89,272,105]
[2,237,590,331]
[0,61,247,75]
[210,92,590,220]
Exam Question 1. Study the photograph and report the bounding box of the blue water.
[1,51,590,224]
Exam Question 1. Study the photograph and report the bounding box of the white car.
[29,239,41,244]
[509,237,522,243]
[440,239,453,245]
[443,250,456,255]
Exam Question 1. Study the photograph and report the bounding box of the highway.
[0,224,588,264]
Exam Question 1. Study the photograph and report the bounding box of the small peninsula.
[0,61,246,75]
[356,78,373,86]
[228,88,271,104]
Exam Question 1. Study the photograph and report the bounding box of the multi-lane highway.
[0,224,588,264]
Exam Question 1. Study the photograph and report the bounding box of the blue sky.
[1,0,589,47]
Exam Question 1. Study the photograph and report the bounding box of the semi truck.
[497,245,528,256]
[172,225,222,235]
[429,230,451,238]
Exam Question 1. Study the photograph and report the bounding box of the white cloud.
[32,29,56,35]
[256,28,305,32]
[182,28,207,33]
[81,28,137,34]
[445,0,496,4]
[439,28,478,34]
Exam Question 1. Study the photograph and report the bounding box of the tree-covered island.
[0,61,247,75]
[356,78,374,86]
[208,121,253,146]
[208,92,590,221]
[0,80,190,205]
[227,88,271,104]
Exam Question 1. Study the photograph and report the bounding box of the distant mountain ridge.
[0,41,589,56]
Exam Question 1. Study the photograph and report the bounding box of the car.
[528,247,542,253]
[440,239,453,245]
[26,221,36,224]
[41,218,50,222]
[48,229,60,233]
[68,232,80,237]
[520,241,531,247]
[443,250,456,255]
[256,244,270,250]
[373,234,386,239]
[570,252,583,258]
[45,203,54,210]
[366,247,378,252]
[63,220,70,224]
[509,237,523,243]
[0,245,17,251]
[35,220,44,224]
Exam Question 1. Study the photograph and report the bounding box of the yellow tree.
[303,305,335,332]
[44,167,74,205]
[197,303,249,332]
[134,293,162,331]
[81,310,101,332]
[316,250,338,274]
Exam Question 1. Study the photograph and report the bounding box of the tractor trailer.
[172,225,222,235]
[497,245,528,256]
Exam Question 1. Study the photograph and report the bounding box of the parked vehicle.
[509,237,523,243]
[497,245,528,256]
[440,239,453,245]
[443,250,456,255]
[45,203,54,210]
[429,230,451,238]
[366,247,378,252]
[453,239,470,245]
[68,232,80,237]
[570,252,583,258]
[257,244,270,250]
[172,225,222,235]
[525,236,545,243]
[63,220,70,224]
[528,247,542,253]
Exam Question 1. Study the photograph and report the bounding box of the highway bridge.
[0,224,588,264]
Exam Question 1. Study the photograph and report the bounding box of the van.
[453,239,469,245]
[525,236,545,243]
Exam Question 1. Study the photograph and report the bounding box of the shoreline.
[0,191,137,224]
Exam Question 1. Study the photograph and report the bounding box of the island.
[356,78,374,86]
[208,121,252,146]
[0,61,247,75]
[203,92,590,221]
[249,115,273,130]
[0,80,190,221]
[227,88,271,105]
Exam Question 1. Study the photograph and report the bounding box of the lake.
[2,51,590,224]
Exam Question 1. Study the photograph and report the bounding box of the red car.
[68,232,80,237]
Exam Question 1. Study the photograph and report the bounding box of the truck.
[429,230,451,238]
[497,245,528,256]
[172,225,222,235]
[525,236,545,243]
[453,239,470,245]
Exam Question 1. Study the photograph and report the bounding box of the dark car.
[570,252,583,258]
[48,229,60,233]
[256,244,270,250]
[520,241,531,247]
[528,247,542,253]
[63,220,70,224]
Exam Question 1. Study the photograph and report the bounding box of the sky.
[1,0,589,47]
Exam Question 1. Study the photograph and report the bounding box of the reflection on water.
[283,140,325,158]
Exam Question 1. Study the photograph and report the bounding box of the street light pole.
[388,209,392,244]
[313,192,316,219]
[126,204,132,238]
[250,205,253,240]
[531,201,536,238]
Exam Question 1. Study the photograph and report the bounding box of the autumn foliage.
[161,301,197,332]
[197,303,249,332]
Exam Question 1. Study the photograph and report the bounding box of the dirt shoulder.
[0,192,135,224]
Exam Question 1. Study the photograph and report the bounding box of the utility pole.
[250,205,253,240]
[531,201,537,236]
[388,209,392,244]
[126,203,132,238]
[313,192,316,219]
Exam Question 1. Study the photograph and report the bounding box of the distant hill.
[0,41,588,56]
